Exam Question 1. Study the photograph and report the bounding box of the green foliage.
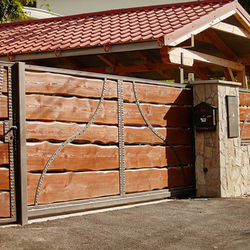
[239,0,250,14]
[0,0,35,23]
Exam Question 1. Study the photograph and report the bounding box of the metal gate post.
[117,79,125,195]
[12,62,28,225]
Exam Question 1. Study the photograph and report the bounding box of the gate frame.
[1,62,195,225]
[0,62,27,225]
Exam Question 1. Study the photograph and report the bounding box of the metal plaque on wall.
[226,95,239,138]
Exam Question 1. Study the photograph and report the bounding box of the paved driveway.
[0,198,250,250]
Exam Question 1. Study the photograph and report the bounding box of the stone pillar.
[191,80,240,197]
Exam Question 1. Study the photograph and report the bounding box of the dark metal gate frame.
[0,62,27,225]
[1,62,195,225]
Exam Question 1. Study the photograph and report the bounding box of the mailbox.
[193,102,217,131]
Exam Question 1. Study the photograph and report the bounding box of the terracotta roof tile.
[0,0,233,55]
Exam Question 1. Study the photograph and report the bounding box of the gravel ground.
[0,198,250,250]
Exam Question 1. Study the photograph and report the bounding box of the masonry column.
[190,80,240,197]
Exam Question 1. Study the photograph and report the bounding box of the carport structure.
[0,0,249,87]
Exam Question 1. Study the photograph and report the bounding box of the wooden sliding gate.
[0,62,195,224]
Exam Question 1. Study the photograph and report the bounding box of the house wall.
[37,0,189,16]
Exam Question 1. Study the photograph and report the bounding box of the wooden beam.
[97,55,116,67]
[223,67,235,81]
[194,33,213,44]
[97,54,134,77]
[192,67,209,80]
[167,48,245,71]
[237,69,247,88]
[81,63,178,74]
[136,51,174,78]
[202,29,238,60]
[239,57,250,65]
[62,58,82,70]
[211,22,250,40]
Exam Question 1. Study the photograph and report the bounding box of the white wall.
[37,0,190,16]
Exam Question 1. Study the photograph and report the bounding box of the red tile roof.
[0,0,233,56]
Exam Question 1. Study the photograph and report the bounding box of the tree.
[239,0,250,14]
[0,0,34,23]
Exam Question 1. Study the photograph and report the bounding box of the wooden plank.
[25,122,192,145]
[27,171,119,205]
[123,82,192,105]
[202,29,237,60]
[240,122,250,140]
[124,127,192,145]
[25,95,192,127]
[125,145,193,169]
[26,143,192,172]
[168,166,195,188]
[0,121,3,138]
[0,192,10,218]
[125,168,168,193]
[124,104,192,127]
[211,22,250,40]
[0,143,9,166]
[25,72,191,105]
[239,92,250,106]
[125,166,194,193]
[0,168,9,190]
[26,122,118,144]
[240,107,250,121]
[192,67,209,80]
[237,69,247,88]
[168,48,245,71]
[0,95,8,119]
[0,69,7,94]
[25,71,117,99]
[26,143,119,172]
[25,95,118,124]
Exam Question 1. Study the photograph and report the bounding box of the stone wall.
[192,80,250,197]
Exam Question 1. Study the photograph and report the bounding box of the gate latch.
[4,120,17,143]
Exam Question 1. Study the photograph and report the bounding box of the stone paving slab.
[0,198,250,250]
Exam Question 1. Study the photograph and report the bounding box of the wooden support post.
[237,69,247,88]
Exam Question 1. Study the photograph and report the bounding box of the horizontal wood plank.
[167,166,195,188]
[26,143,119,172]
[26,143,192,172]
[125,166,194,193]
[0,121,3,138]
[240,122,250,139]
[25,71,117,99]
[125,145,193,169]
[0,168,9,190]
[240,107,250,121]
[125,168,168,193]
[27,171,119,205]
[25,95,118,124]
[123,81,192,105]
[124,103,191,127]
[0,143,9,166]
[25,122,192,145]
[0,192,10,218]
[25,72,192,105]
[25,95,192,127]
[0,95,8,119]
[0,69,7,94]
[239,92,250,106]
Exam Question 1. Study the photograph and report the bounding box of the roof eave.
[0,40,161,62]
[165,0,238,46]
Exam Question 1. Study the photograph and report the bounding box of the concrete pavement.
[0,198,250,250]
